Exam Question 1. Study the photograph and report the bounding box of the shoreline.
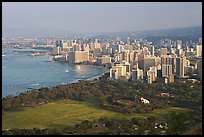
[2,50,109,98]
[2,47,110,98]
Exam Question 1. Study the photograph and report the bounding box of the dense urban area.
[2,27,202,135]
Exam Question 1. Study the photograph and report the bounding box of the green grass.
[136,107,188,120]
[2,100,123,130]
[2,99,189,130]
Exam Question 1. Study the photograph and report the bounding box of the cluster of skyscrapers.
[52,37,202,83]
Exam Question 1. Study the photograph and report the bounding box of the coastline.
[2,49,109,98]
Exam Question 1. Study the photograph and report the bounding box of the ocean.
[2,48,104,98]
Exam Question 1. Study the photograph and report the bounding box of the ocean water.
[2,48,104,98]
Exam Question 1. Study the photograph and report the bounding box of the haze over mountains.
[2,26,202,39]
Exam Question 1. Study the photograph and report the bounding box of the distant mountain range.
[2,26,202,39]
[2,27,79,37]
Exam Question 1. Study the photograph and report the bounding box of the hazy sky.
[2,2,202,33]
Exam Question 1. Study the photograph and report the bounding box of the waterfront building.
[53,46,61,55]
[68,51,89,63]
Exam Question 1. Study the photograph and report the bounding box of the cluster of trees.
[2,78,202,135]
[3,78,202,114]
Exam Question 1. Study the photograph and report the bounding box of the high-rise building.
[170,48,176,54]
[168,74,174,83]
[137,43,141,54]
[59,40,63,47]
[144,56,156,76]
[197,60,202,81]
[177,40,182,49]
[98,55,111,65]
[176,57,186,78]
[74,44,81,51]
[68,51,89,63]
[147,69,156,84]
[150,46,154,56]
[177,48,183,57]
[198,37,202,45]
[132,69,143,81]
[196,45,202,57]
[160,48,167,56]
[110,67,118,79]
[150,66,157,78]
[161,64,172,78]
[55,40,59,47]
[62,42,69,49]
[161,55,176,77]
[142,47,149,55]
[120,50,130,63]
[53,46,61,55]
[138,54,156,76]
[107,47,113,54]
[121,61,131,73]
[129,51,135,70]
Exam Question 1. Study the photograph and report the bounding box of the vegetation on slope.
[2,77,202,135]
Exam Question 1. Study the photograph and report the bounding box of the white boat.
[65,70,69,73]
[31,83,39,86]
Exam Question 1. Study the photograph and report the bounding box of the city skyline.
[3,2,202,34]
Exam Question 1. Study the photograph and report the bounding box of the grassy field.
[2,99,188,130]
[2,100,123,130]
[136,107,188,120]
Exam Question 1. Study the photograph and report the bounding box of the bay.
[2,48,104,98]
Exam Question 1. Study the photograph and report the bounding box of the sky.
[2,2,202,33]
